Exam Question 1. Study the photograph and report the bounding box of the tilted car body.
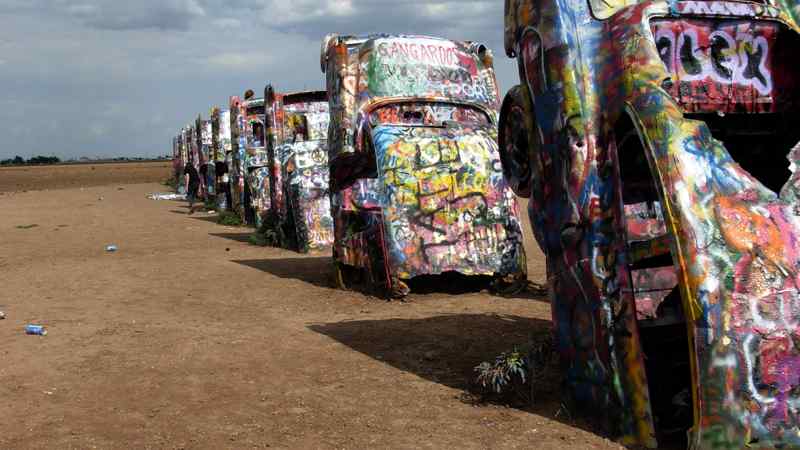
[172,134,185,194]
[229,95,249,222]
[322,34,527,297]
[201,116,214,197]
[212,107,232,210]
[241,97,269,227]
[264,87,334,252]
[501,0,800,447]
[195,115,213,199]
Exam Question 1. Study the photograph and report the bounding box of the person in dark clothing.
[184,162,201,214]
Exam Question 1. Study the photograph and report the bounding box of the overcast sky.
[0,0,518,160]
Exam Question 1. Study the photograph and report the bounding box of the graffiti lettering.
[377,41,459,66]
[678,1,780,18]
[654,25,773,96]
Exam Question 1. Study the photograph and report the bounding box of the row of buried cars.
[169,0,800,445]
[173,34,529,299]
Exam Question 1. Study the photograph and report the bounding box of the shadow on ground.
[233,257,332,289]
[309,314,548,391]
[210,232,255,244]
[309,314,611,442]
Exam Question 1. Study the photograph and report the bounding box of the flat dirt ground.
[0,161,172,192]
[0,164,623,449]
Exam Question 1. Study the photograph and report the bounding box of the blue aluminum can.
[25,325,47,335]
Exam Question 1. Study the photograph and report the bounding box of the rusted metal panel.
[501,0,800,447]
[323,34,526,297]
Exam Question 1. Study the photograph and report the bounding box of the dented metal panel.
[323,34,526,296]
[262,89,334,252]
[502,0,800,447]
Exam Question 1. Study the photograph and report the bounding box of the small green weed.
[163,177,178,190]
[217,211,243,226]
[473,333,554,406]
[249,233,268,246]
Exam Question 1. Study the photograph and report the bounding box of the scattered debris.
[105,245,118,252]
[0,311,6,320]
[15,224,39,229]
[25,325,47,336]
[147,192,186,201]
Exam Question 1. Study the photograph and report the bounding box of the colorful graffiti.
[261,88,334,252]
[229,96,248,222]
[211,107,232,210]
[502,0,800,447]
[322,34,526,297]
[243,97,269,227]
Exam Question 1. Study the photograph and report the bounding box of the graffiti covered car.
[241,96,269,227]
[264,87,334,252]
[229,95,249,222]
[195,115,213,200]
[172,133,185,194]
[211,107,232,210]
[501,0,800,447]
[321,34,527,298]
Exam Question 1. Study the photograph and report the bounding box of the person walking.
[184,160,201,215]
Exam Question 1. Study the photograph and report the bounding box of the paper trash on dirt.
[147,192,186,200]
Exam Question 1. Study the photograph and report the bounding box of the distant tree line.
[0,155,61,166]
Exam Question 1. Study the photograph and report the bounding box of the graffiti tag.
[654,25,773,95]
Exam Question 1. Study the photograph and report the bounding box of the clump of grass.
[16,224,39,229]
[249,233,268,246]
[163,177,178,190]
[217,211,242,226]
[473,333,554,406]
[475,348,529,395]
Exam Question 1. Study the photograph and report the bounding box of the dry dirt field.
[0,161,172,193]
[0,164,623,449]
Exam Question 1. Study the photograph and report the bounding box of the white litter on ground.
[147,193,186,201]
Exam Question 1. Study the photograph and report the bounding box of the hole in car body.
[615,116,692,447]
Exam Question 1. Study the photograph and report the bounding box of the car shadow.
[210,232,254,244]
[496,281,550,303]
[307,314,602,435]
[232,256,332,289]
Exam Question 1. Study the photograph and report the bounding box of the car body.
[264,87,334,252]
[172,134,185,194]
[322,34,527,297]
[229,95,249,222]
[240,97,269,227]
[195,115,213,200]
[201,116,214,197]
[211,107,232,210]
[500,0,800,447]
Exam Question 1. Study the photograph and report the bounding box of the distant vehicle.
[211,107,232,210]
[501,0,800,447]
[321,34,527,298]
[195,115,212,200]
[264,87,334,252]
[172,134,184,193]
[242,97,270,227]
[229,95,250,222]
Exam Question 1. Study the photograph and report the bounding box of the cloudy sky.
[0,0,518,160]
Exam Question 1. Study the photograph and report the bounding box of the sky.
[0,0,519,160]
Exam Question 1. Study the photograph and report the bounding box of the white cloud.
[207,51,268,69]
[0,0,517,160]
